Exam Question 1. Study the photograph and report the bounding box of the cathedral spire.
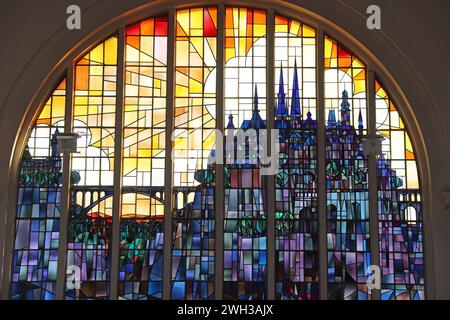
[290,60,301,117]
[276,63,288,117]
[358,110,364,135]
[241,84,266,130]
[254,85,259,113]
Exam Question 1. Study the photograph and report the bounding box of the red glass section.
[203,10,217,37]
[155,16,168,36]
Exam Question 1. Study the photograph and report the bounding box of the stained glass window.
[66,37,118,299]
[11,79,66,300]
[375,81,425,300]
[10,6,426,301]
[324,36,371,300]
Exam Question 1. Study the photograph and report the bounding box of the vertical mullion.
[265,9,276,301]
[162,8,176,301]
[316,29,327,300]
[367,70,381,300]
[109,27,126,300]
[109,28,126,300]
[214,3,225,300]
[55,67,74,300]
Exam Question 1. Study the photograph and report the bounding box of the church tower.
[340,90,351,128]
[50,128,62,172]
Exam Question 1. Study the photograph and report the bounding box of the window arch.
[9,4,425,301]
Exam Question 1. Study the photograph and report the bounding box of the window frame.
[1,1,430,300]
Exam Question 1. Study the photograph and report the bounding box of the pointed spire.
[241,84,266,130]
[290,60,301,117]
[279,62,285,94]
[254,85,259,113]
[276,63,288,117]
[226,114,235,129]
[358,110,364,134]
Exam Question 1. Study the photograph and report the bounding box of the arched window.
[9,5,425,301]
